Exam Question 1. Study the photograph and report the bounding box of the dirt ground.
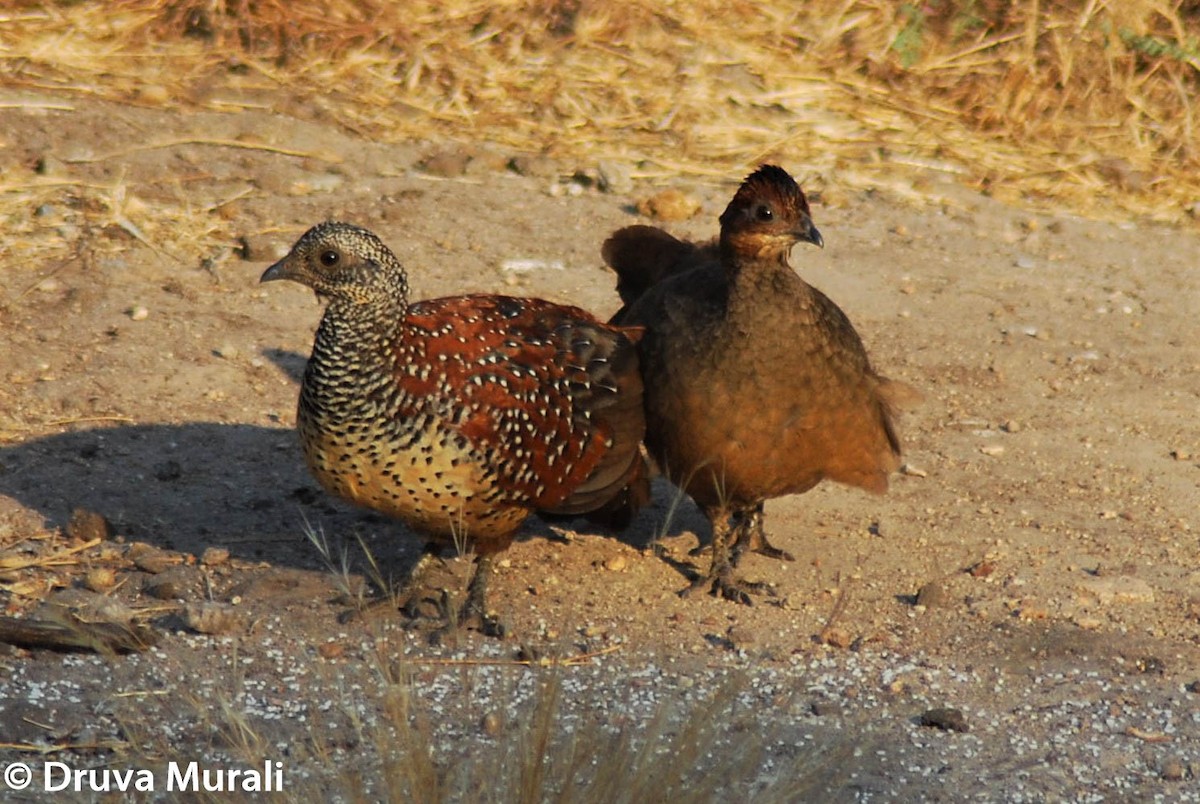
[1,94,1198,800]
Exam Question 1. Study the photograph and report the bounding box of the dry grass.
[1,0,1197,224]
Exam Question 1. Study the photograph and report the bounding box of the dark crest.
[718,165,821,249]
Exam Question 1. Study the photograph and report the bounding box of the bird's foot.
[428,554,506,645]
[730,531,795,565]
[681,565,775,605]
[729,506,794,566]
[428,592,506,645]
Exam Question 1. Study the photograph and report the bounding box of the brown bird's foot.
[429,554,506,645]
[730,504,795,566]
[682,514,775,604]
[682,564,775,605]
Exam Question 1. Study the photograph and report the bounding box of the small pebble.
[811,700,842,718]
[637,188,701,221]
[185,602,243,635]
[67,508,114,542]
[145,580,181,600]
[915,581,950,609]
[418,149,472,178]
[820,627,853,649]
[215,344,240,360]
[604,555,627,572]
[919,707,969,733]
[1185,680,1200,694]
[83,567,118,593]
[480,711,503,737]
[1160,759,1186,781]
[1014,255,1035,269]
[900,463,927,478]
[137,84,170,105]
[133,551,177,575]
[1171,449,1191,461]
[317,642,345,660]
[596,159,634,194]
[129,306,149,321]
[979,444,1005,456]
[1001,419,1021,433]
[200,547,230,567]
[154,460,183,482]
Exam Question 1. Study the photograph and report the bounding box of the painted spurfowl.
[262,221,647,635]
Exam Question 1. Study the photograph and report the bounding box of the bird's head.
[260,221,409,304]
[717,165,823,262]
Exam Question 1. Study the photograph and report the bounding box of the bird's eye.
[753,204,774,222]
[319,249,340,267]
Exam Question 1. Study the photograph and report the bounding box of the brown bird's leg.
[730,502,795,566]
[683,506,775,604]
[431,553,506,644]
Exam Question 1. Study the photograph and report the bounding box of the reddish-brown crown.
[718,165,823,261]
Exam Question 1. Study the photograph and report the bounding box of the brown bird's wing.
[602,225,719,324]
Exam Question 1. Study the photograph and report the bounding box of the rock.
[480,711,503,737]
[820,626,853,649]
[200,547,230,567]
[637,188,701,221]
[919,707,969,733]
[83,567,118,593]
[596,159,634,194]
[154,460,183,481]
[317,642,345,659]
[1078,576,1155,605]
[185,602,244,635]
[810,700,842,718]
[145,580,182,600]
[418,148,472,178]
[1160,758,1187,781]
[66,508,113,542]
[507,154,558,178]
[915,581,951,609]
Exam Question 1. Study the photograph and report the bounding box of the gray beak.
[259,260,289,283]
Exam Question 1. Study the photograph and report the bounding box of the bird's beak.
[802,220,824,249]
[259,259,290,283]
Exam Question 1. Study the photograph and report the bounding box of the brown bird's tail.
[602,225,718,323]
[874,376,925,480]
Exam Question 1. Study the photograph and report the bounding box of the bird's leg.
[431,553,505,644]
[339,541,441,624]
[730,502,795,566]
[683,507,775,604]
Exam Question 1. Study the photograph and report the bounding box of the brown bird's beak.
[801,220,824,249]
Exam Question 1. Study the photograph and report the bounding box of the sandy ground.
[0,95,1198,800]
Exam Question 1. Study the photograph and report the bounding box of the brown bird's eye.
[754,204,774,222]
[319,249,340,267]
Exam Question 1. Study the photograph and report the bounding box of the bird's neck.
[722,248,811,320]
[307,296,407,393]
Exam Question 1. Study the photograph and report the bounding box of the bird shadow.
[0,421,394,575]
[261,347,307,385]
[0,419,704,588]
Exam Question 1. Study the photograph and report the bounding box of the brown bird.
[606,165,915,603]
[262,221,647,635]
